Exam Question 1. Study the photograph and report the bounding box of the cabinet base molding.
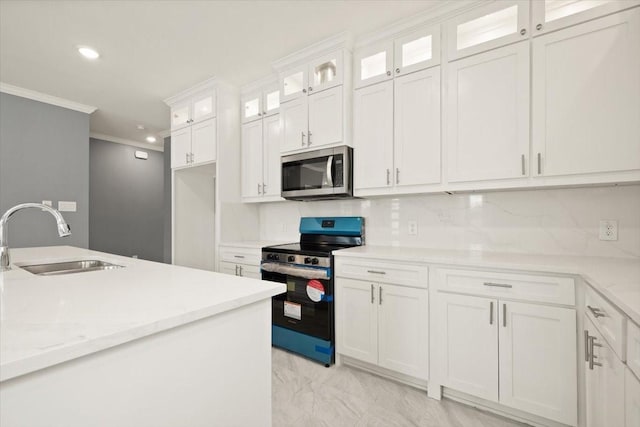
[443,388,572,427]
[338,354,428,392]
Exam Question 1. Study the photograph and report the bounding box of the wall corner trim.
[90,132,164,152]
[0,82,98,114]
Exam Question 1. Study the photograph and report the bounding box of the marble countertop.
[0,246,286,382]
[333,246,640,325]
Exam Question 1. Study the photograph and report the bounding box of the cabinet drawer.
[628,321,640,379]
[335,257,428,288]
[435,268,575,305]
[585,285,626,360]
[219,246,261,266]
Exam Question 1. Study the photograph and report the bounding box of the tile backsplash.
[259,184,640,258]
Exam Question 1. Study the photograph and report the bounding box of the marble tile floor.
[272,348,528,427]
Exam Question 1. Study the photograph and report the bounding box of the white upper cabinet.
[354,41,393,89]
[190,119,217,165]
[307,85,343,148]
[280,64,308,103]
[355,25,440,88]
[532,8,640,178]
[280,96,309,153]
[447,1,529,61]
[242,85,280,124]
[447,41,530,183]
[308,51,344,93]
[531,0,640,35]
[170,91,216,130]
[240,79,283,202]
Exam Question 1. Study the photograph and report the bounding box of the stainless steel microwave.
[281,146,353,201]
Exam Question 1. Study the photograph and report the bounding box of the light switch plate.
[408,220,418,236]
[58,201,77,212]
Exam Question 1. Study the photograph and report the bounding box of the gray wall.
[163,136,171,264]
[89,139,165,262]
[0,93,90,248]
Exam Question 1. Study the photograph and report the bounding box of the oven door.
[281,146,351,200]
[262,265,333,341]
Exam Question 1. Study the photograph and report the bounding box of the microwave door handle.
[326,155,334,187]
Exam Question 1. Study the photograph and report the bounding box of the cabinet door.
[280,65,308,103]
[308,85,342,148]
[191,92,215,123]
[353,81,394,192]
[171,103,191,130]
[531,0,640,36]
[447,41,530,183]
[170,127,191,168]
[585,317,625,427]
[626,368,640,427]
[335,278,378,365]
[220,261,239,276]
[262,114,282,198]
[280,97,308,153]
[498,302,577,426]
[263,85,281,117]
[394,67,441,187]
[378,284,429,380]
[446,0,529,60]
[191,118,216,165]
[309,50,343,93]
[435,293,499,401]
[241,91,262,123]
[394,25,440,76]
[532,9,640,177]
[354,40,393,89]
[241,120,264,199]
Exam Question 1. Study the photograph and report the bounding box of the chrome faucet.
[0,203,72,271]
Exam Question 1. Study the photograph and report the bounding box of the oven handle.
[326,155,334,188]
[261,262,330,280]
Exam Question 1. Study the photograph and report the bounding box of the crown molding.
[272,32,354,72]
[163,76,220,106]
[0,82,97,114]
[90,132,164,152]
[240,74,278,95]
[157,129,171,139]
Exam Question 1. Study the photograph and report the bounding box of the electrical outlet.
[408,220,418,236]
[58,201,77,212]
[599,220,618,241]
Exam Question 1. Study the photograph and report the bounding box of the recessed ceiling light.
[78,46,100,60]
[146,136,157,143]
[137,124,145,130]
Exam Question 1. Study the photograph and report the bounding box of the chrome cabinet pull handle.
[302,88,307,93]
[483,282,513,288]
[386,169,390,185]
[308,131,312,145]
[367,270,386,275]
[301,131,306,146]
[235,265,239,276]
[262,183,266,194]
[257,183,261,194]
[379,286,383,305]
[308,87,313,92]
[584,330,590,362]
[503,303,507,327]
[239,265,243,276]
[589,336,603,370]
[536,23,543,31]
[587,305,605,318]
[537,153,542,174]
[395,68,400,74]
[186,153,189,164]
[386,70,391,76]
[234,255,245,259]
[520,28,527,36]
[490,301,494,325]
[371,284,374,304]
[521,154,525,175]
[396,168,400,184]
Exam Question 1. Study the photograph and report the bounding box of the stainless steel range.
[261,217,365,366]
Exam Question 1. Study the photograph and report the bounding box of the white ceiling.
[0,0,445,149]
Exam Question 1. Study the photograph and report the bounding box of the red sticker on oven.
[306,279,325,302]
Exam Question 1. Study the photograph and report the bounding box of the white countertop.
[333,246,640,325]
[0,246,285,382]
[219,240,291,249]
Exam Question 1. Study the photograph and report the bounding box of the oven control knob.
[273,254,280,261]
[304,257,312,264]
[311,258,319,265]
[266,253,274,260]
[287,255,295,262]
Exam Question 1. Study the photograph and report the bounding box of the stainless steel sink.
[19,260,124,276]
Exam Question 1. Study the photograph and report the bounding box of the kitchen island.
[0,246,285,427]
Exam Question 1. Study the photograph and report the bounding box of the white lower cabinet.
[584,315,626,427]
[434,269,577,426]
[218,245,262,279]
[335,260,429,380]
[626,368,640,427]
